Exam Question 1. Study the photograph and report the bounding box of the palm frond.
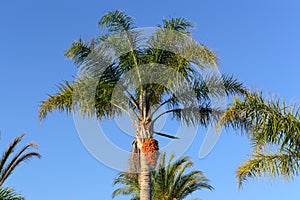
[148,29,218,70]
[0,152,41,186]
[39,81,74,120]
[168,106,221,127]
[176,171,213,199]
[153,132,179,139]
[0,134,25,172]
[221,92,300,186]
[237,149,300,188]
[161,17,193,34]
[153,152,213,200]
[0,133,41,186]
[150,73,245,127]
[99,10,135,33]
[65,38,93,66]
[192,73,245,100]
[0,186,24,200]
[221,92,300,148]
[219,74,246,96]
[0,140,40,184]
[112,172,140,199]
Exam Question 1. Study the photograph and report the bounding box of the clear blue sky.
[1,0,300,199]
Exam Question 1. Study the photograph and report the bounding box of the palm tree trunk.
[138,90,152,200]
[139,151,152,200]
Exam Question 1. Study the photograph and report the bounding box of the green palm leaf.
[237,149,300,188]
[0,186,24,200]
[221,92,300,186]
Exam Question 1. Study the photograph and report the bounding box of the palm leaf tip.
[38,81,74,121]
[161,17,193,33]
[0,186,25,200]
[64,38,92,66]
[236,150,300,189]
[0,133,41,186]
[221,74,246,96]
[98,10,135,32]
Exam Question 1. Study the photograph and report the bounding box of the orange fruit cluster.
[141,138,159,153]
[141,138,159,167]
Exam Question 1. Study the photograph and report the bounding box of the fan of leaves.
[221,92,300,187]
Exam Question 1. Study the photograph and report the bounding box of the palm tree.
[113,152,213,200]
[0,133,41,186]
[38,10,245,200]
[221,92,300,187]
[0,186,24,200]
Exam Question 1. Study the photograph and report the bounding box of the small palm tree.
[0,186,24,200]
[0,133,41,186]
[221,92,300,187]
[113,152,213,200]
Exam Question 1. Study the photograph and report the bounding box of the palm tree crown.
[39,10,245,128]
[39,10,245,200]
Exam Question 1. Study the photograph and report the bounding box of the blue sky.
[1,0,300,199]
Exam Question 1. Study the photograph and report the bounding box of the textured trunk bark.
[139,151,152,200]
[138,89,152,200]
